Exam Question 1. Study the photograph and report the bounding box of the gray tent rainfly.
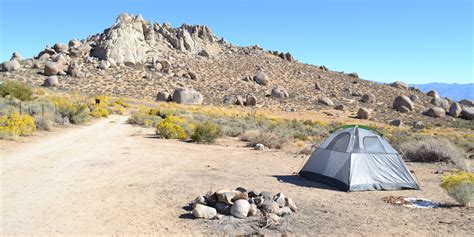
[299,125,419,192]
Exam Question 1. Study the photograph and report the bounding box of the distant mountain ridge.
[411,83,474,101]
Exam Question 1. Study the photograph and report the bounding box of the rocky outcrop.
[91,13,218,65]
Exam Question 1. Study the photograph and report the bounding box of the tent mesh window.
[326,132,350,152]
[362,136,386,153]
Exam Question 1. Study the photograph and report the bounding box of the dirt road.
[1,116,472,235]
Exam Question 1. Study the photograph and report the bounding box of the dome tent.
[299,125,419,191]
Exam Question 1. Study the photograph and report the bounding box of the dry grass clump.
[240,130,290,149]
[400,137,468,170]
[191,121,222,144]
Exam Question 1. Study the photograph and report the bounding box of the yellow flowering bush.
[89,106,110,118]
[156,116,189,140]
[0,112,36,138]
[440,171,474,207]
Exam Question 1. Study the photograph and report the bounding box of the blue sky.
[0,0,472,84]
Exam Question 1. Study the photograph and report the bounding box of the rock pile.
[190,188,297,220]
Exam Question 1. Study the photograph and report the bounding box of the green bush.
[127,111,163,127]
[0,81,34,101]
[191,122,222,144]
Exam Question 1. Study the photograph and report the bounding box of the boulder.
[334,104,345,111]
[259,191,273,200]
[347,72,359,78]
[461,107,474,120]
[459,99,473,107]
[424,107,446,118]
[271,87,289,99]
[318,97,334,106]
[43,76,59,87]
[188,71,197,80]
[232,191,249,202]
[160,60,171,73]
[361,94,375,103]
[357,107,370,119]
[68,39,81,48]
[156,91,172,102]
[245,95,257,106]
[53,55,68,65]
[352,91,363,97]
[285,197,297,212]
[1,60,21,72]
[273,193,285,207]
[230,200,250,218]
[192,204,217,219]
[431,97,449,109]
[427,90,439,97]
[389,119,402,127]
[261,200,280,214]
[191,196,207,208]
[53,43,69,53]
[276,207,292,217]
[393,95,414,111]
[67,61,85,78]
[391,81,409,90]
[44,62,63,76]
[69,44,92,58]
[409,94,418,103]
[448,103,462,117]
[254,143,265,150]
[172,88,203,105]
[10,52,23,61]
[254,71,268,86]
[215,202,230,215]
[216,190,235,205]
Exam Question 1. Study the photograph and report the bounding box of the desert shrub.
[113,98,129,108]
[0,81,33,101]
[241,129,289,149]
[191,122,222,144]
[89,106,109,118]
[0,112,36,138]
[400,137,467,170]
[127,111,162,127]
[50,96,90,124]
[156,116,190,140]
[440,171,474,207]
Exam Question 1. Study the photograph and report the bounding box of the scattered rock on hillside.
[1,60,21,72]
[391,81,409,90]
[357,107,371,119]
[53,43,69,53]
[393,95,414,112]
[389,119,402,127]
[271,87,289,99]
[172,88,203,104]
[424,107,446,118]
[254,143,265,150]
[254,71,269,85]
[347,72,359,78]
[334,104,345,111]
[459,99,473,107]
[99,60,111,70]
[318,97,334,106]
[412,121,425,129]
[427,90,439,97]
[44,62,63,76]
[314,82,322,90]
[409,94,418,103]
[43,76,59,87]
[68,39,81,48]
[448,103,462,117]
[361,94,376,103]
[67,61,85,78]
[461,107,474,120]
[156,91,172,102]
[431,97,449,110]
[246,94,257,106]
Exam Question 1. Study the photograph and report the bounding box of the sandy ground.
[1,115,473,235]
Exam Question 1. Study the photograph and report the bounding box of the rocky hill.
[1,13,473,128]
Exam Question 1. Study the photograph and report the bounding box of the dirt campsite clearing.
[1,115,472,235]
